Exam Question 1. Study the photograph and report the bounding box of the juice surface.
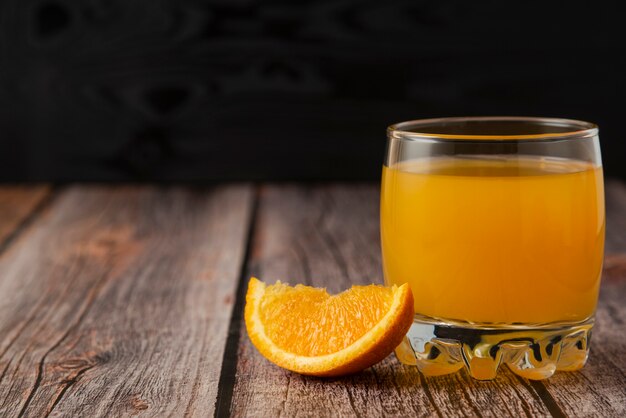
[381,156,605,324]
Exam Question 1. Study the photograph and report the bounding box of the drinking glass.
[381,117,604,380]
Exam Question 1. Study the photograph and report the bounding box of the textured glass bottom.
[396,314,593,380]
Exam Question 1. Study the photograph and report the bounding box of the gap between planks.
[214,186,260,418]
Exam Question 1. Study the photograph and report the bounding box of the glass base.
[396,314,593,380]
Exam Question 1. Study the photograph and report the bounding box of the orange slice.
[244,277,414,377]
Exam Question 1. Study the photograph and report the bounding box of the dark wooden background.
[0,0,623,182]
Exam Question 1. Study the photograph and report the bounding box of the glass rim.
[388,116,598,142]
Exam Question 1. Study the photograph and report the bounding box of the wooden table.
[0,183,624,417]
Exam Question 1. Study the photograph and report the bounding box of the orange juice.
[381,156,605,324]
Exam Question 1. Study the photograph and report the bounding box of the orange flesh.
[260,283,393,356]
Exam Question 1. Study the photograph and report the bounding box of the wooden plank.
[225,184,551,417]
[0,186,51,247]
[0,185,253,417]
[540,180,626,417]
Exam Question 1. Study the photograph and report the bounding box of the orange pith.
[244,277,414,377]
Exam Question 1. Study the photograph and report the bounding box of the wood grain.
[0,186,51,247]
[225,185,552,417]
[0,185,253,417]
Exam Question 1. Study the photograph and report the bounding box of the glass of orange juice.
[381,117,604,380]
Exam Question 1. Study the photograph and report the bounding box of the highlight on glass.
[381,117,604,380]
